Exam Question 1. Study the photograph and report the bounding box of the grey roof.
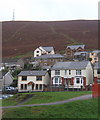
[42,47,54,52]
[67,45,85,50]
[94,62,100,69]
[34,54,64,59]
[18,70,47,76]
[51,61,90,70]
[74,51,88,55]
[91,50,100,53]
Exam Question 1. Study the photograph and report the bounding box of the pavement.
[0,94,92,109]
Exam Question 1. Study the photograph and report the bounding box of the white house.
[51,61,93,89]
[34,46,55,57]
[18,70,51,92]
[0,72,13,90]
[94,62,100,84]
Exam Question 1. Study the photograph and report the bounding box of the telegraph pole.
[12,9,15,21]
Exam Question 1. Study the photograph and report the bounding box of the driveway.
[0,94,92,109]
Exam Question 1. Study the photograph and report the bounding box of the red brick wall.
[92,83,100,98]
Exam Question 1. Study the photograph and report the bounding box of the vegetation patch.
[2,98,98,119]
[2,91,91,106]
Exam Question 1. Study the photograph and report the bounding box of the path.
[1,94,92,109]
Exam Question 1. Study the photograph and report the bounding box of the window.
[36,76,42,81]
[76,78,80,84]
[94,57,97,60]
[37,51,39,53]
[91,53,94,55]
[40,84,42,90]
[54,77,61,86]
[21,84,23,90]
[22,76,27,81]
[55,70,60,75]
[97,69,100,74]
[76,70,82,75]
[36,84,38,90]
[65,70,67,75]
[69,70,71,75]
[25,84,27,90]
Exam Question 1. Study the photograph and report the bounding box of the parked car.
[5,87,15,91]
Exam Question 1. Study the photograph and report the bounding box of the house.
[32,54,65,66]
[0,71,13,90]
[2,58,26,70]
[89,50,100,64]
[34,46,55,57]
[66,45,85,57]
[51,61,93,90]
[18,70,51,92]
[74,51,89,61]
[94,62,100,84]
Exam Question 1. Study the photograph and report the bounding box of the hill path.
[1,94,92,109]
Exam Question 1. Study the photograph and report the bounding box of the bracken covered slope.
[2,20,98,58]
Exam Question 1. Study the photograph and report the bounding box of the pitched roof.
[51,61,90,70]
[74,51,88,55]
[18,70,47,76]
[91,50,100,53]
[67,45,85,50]
[94,62,100,69]
[41,47,54,52]
[34,54,64,59]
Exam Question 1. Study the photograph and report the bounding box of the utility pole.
[12,9,15,21]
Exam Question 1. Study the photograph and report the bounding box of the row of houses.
[34,45,100,64]
[1,45,100,72]
[17,61,100,92]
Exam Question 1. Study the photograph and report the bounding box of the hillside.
[2,20,98,58]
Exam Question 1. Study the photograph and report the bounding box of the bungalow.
[51,61,93,90]
[66,45,85,57]
[94,62,100,84]
[18,70,51,92]
[34,46,55,57]
[0,72,13,90]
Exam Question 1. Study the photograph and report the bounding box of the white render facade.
[51,61,93,89]
[18,71,51,92]
[34,46,55,57]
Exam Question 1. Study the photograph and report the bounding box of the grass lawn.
[2,91,92,106]
[2,98,99,119]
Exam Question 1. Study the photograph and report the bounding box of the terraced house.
[18,70,51,92]
[51,61,93,90]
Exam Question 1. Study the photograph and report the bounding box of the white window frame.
[53,77,61,85]
[76,70,82,75]
[55,70,60,75]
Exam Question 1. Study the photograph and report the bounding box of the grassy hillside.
[2,20,98,58]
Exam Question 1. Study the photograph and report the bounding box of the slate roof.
[34,54,64,59]
[51,61,90,70]
[41,47,54,52]
[18,70,47,76]
[74,51,88,55]
[91,50,100,53]
[67,45,85,50]
[94,62,100,69]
